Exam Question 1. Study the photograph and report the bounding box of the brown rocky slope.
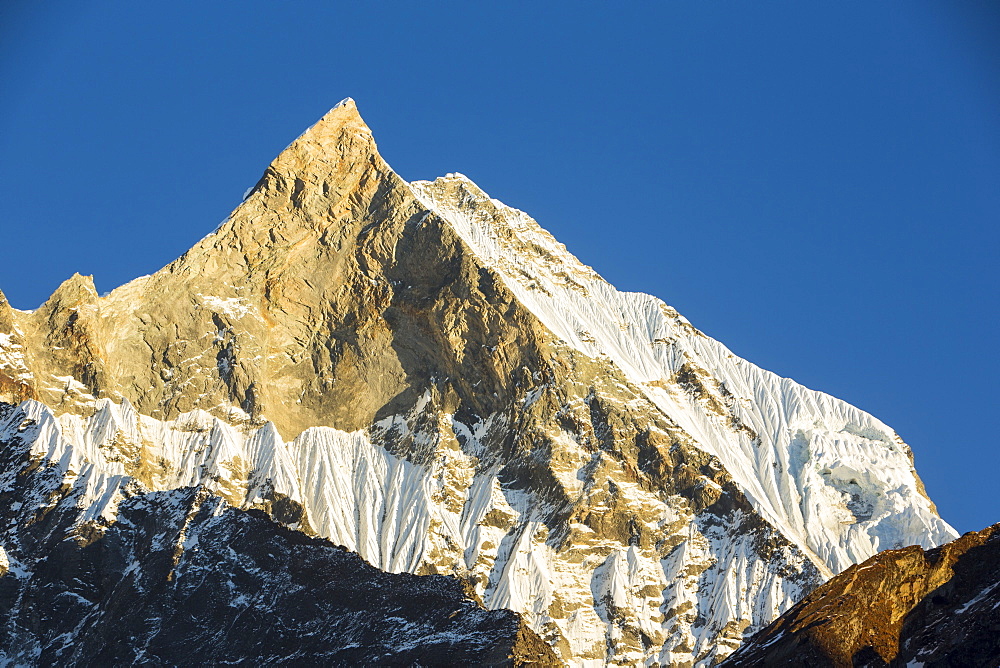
[724,523,1000,667]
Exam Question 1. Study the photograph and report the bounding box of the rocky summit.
[0,99,958,666]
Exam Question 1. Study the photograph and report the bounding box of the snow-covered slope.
[0,407,557,666]
[0,99,955,666]
[0,395,822,666]
[411,174,955,576]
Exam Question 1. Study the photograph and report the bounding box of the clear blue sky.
[2,2,997,533]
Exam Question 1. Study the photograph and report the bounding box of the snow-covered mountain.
[0,99,955,665]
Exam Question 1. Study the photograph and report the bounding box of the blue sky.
[2,1,998,533]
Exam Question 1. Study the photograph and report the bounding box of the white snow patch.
[197,294,254,319]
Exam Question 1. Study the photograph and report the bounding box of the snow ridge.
[410,174,956,576]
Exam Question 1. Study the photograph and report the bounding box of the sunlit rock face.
[0,99,955,666]
[724,523,1000,667]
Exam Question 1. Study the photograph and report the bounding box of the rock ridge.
[724,523,1000,667]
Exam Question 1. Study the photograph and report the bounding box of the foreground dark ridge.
[0,405,557,666]
[724,523,1000,667]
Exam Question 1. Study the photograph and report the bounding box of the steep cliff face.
[724,524,1000,667]
[0,99,955,665]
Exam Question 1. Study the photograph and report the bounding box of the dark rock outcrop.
[0,477,557,666]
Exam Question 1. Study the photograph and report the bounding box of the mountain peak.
[333,96,355,109]
[310,96,366,132]
[0,104,959,666]
[215,96,402,263]
[42,272,97,310]
[289,97,370,150]
[248,96,379,197]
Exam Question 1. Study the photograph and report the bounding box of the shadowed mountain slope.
[0,409,556,665]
